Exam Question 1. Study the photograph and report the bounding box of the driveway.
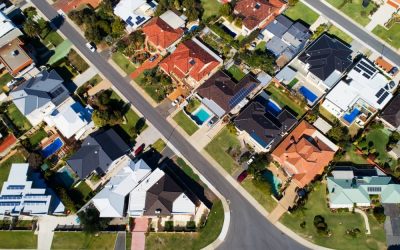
[130,55,162,79]
[365,3,396,31]
[114,232,126,250]
[37,215,79,250]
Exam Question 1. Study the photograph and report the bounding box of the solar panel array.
[0,202,20,206]
[229,83,257,108]
[24,201,47,205]
[354,60,377,79]
[377,91,389,105]
[126,17,134,27]
[0,195,22,200]
[7,185,24,190]
[136,16,146,25]
[367,186,382,192]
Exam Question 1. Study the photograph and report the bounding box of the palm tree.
[23,19,39,38]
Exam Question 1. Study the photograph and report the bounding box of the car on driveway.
[86,42,96,52]
[134,143,145,156]
[237,170,248,183]
[149,54,158,62]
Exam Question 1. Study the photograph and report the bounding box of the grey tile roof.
[267,36,289,56]
[298,34,353,81]
[10,70,68,115]
[67,129,130,179]
[381,94,400,129]
[264,15,292,38]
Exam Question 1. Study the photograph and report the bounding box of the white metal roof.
[160,10,185,29]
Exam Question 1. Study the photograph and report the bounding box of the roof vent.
[255,3,261,9]
[94,151,98,154]
[11,50,19,57]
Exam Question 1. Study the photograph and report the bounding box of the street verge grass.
[241,177,277,212]
[112,52,136,75]
[51,232,117,249]
[0,231,37,249]
[284,2,319,25]
[173,110,199,136]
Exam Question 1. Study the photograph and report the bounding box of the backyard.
[204,127,241,174]
[6,103,32,135]
[0,152,25,190]
[227,65,246,82]
[201,0,222,19]
[173,110,199,136]
[0,231,37,249]
[265,84,307,118]
[339,144,369,165]
[145,200,224,250]
[284,2,319,26]
[326,0,377,26]
[51,232,117,249]
[29,128,48,148]
[0,73,12,93]
[280,183,386,250]
[112,52,136,75]
[372,24,400,49]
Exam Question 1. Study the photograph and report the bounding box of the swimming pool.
[192,107,212,125]
[343,108,360,124]
[56,166,75,188]
[41,137,63,158]
[263,170,281,197]
[266,100,282,115]
[299,86,318,103]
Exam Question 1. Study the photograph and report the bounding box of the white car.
[247,156,255,165]
[86,42,96,52]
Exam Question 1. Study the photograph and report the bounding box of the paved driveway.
[114,232,126,250]
[365,3,396,31]
[130,55,162,79]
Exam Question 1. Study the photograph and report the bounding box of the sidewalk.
[72,66,98,88]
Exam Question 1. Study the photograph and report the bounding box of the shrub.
[373,206,386,224]
[313,215,328,235]
[186,221,196,230]
[164,221,174,231]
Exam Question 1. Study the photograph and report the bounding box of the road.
[303,0,400,66]
[31,1,307,249]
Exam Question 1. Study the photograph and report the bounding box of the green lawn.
[73,181,92,201]
[241,177,277,212]
[146,200,224,250]
[326,0,376,26]
[173,110,199,136]
[284,2,319,26]
[152,138,166,153]
[0,231,37,249]
[176,157,201,182]
[201,0,222,19]
[365,128,396,168]
[48,40,73,65]
[319,106,337,123]
[255,41,267,51]
[280,183,387,250]
[126,233,132,250]
[0,73,12,93]
[265,85,306,118]
[43,30,64,47]
[227,65,246,82]
[372,24,400,49]
[328,26,353,44]
[29,128,48,148]
[134,72,173,103]
[287,78,299,89]
[205,127,241,174]
[7,103,32,133]
[51,232,117,249]
[340,144,369,165]
[112,52,136,75]
[0,152,25,190]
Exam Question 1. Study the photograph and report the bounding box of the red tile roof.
[142,17,184,50]
[0,134,17,153]
[234,0,286,30]
[272,121,337,188]
[159,40,221,83]
[54,0,101,13]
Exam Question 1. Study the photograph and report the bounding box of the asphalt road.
[32,1,307,249]
[304,0,400,66]
[114,232,126,250]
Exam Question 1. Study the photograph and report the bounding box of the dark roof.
[143,174,187,216]
[234,100,297,149]
[265,15,293,38]
[67,129,130,179]
[298,34,352,81]
[197,71,260,114]
[381,94,400,128]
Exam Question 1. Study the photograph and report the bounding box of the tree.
[27,153,43,169]
[313,215,328,234]
[327,120,350,146]
[92,109,123,127]
[239,49,276,74]
[23,19,39,37]
[288,0,299,6]
[23,7,37,19]
[174,0,181,10]
[219,3,232,17]
[247,153,271,178]
[111,19,125,38]
[78,207,109,233]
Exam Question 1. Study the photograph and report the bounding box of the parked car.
[86,42,96,52]
[246,155,255,165]
[149,54,158,62]
[237,170,248,183]
[389,66,399,76]
[134,143,145,156]
[171,99,179,107]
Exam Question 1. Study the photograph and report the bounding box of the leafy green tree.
[219,3,232,17]
[239,50,275,75]
[23,7,37,19]
[78,207,109,233]
[23,19,39,37]
[174,0,181,10]
[111,19,125,38]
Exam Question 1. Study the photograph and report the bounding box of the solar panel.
[358,64,374,77]
[0,195,22,200]
[362,73,371,79]
[7,185,24,190]
[229,83,257,108]
[24,201,47,205]
[354,67,361,73]
[126,17,134,27]
[136,16,146,25]
[0,202,20,206]
[375,88,384,98]
[359,60,377,73]
[377,91,389,104]
[147,0,156,8]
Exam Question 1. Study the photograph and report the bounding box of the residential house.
[233,0,286,35]
[384,204,400,248]
[54,0,102,14]
[234,91,297,152]
[275,34,353,107]
[380,93,400,131]
[375,56,398,77]
[327,166,400,208]
[272,120,339,188]
[0,11,34,77]
[142,10,185,53]
[67,128,130,179]
[159,38,222,88]
[296,34,352,92]
[0,163,65,216]
[9,70,69,126]
[92,159,152,218]
[196,70,261,118]
[261,15,311,67]
[114,0,157,33]
[44,97,94,140]
[322,58,396,127]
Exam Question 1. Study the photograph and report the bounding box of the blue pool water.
[263,170,281,196]
[299,86,318,103]
[41,138,63,158]
[56,167,75,188]
[192,108,211,125]
[266,101,282,115]
[343,108,360,124]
